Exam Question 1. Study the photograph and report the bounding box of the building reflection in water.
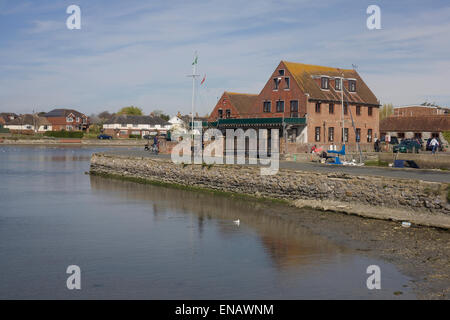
[90,175,350,271]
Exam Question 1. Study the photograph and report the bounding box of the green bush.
[0,128,10,133]
[129,134,142,139]
[443,131,450,144]
[44,131,84,138]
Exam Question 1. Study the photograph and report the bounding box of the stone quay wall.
[90,153,450,229]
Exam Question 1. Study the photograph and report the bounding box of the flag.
[200,74,206,85]
[192,55,198,65]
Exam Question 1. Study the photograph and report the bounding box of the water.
[0,146,415,299]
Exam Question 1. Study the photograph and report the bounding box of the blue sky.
[0,0,449,116]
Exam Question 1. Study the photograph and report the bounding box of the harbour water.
[0,146,415,299]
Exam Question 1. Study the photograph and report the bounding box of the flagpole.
[188,52,199,139]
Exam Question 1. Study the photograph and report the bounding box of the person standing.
[430,137,439,154]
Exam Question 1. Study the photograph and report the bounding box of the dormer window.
[321,77,329,89]
[335,78,342,91]
[349,80,356,92]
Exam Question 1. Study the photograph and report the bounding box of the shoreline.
[0,138,146,147]
[90,153,450,230]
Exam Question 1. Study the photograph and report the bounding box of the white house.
[103,115,171,138]
[4,114,52,133]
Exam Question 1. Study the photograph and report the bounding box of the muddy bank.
[91,174,450,299]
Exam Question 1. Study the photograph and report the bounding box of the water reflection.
[90,176,348,271]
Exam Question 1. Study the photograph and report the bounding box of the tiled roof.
[7,114,51,126]
[225,92,258,115]
[45,108,86,118]
[105,115,170,125]
[380,115,450,132]
[283,61,379,106]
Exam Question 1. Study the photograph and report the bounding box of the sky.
[0,0,449,116]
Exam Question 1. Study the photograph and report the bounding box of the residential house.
[44,109,89,131]
[103,115,171,138]
[0,113,19,124]
[4,114,52,134]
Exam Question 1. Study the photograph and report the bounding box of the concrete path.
[103,149,450,184]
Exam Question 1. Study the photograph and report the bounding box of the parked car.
[393,139,421,153]
[97,134,112,140]
[380,136,399,145]
[426,138,444,152]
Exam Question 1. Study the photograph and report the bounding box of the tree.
[117,106,143,116]
[380,103,393,121]
[152,109,170,121]
[98,111,113,120]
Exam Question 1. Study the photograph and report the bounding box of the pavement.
[103,148,450,184]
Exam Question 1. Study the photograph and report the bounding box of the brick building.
[393,104,449,117]
[209,92,258,120]
[380,115,450,145]
[44,109,89,131]
[208,61,380,152]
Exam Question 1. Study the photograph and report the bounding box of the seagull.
[233,219,240,226]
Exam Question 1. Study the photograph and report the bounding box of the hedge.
[44,131,84,138]
[0,128,10,133]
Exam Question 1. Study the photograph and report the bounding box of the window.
[329,103,334,114]
[356,128,361,142]
[66,117,73,123]
[285,77,290,89]
[328,127,334,142]
[226,109,231,118]
[368,106,373,116]
[342,128,349,142]
[321,77,329,89]
[66,125,73,131]
[276,100,284,112]
[398,132,405,139]
[335,78,342,91]
[344,103,348,115]
[76,117,80,123]
[218,109,223,119]
[273,78,279,90]
[315,102,321,113]
[356,105,361,116]
[315,127,321,142]
[263,101,271,113]
[367,129,373,143]
[43,125,48,130]
[349,80,356,92]
[414,133,422,139]
[290,100,298,117]
[278,69,285,76]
